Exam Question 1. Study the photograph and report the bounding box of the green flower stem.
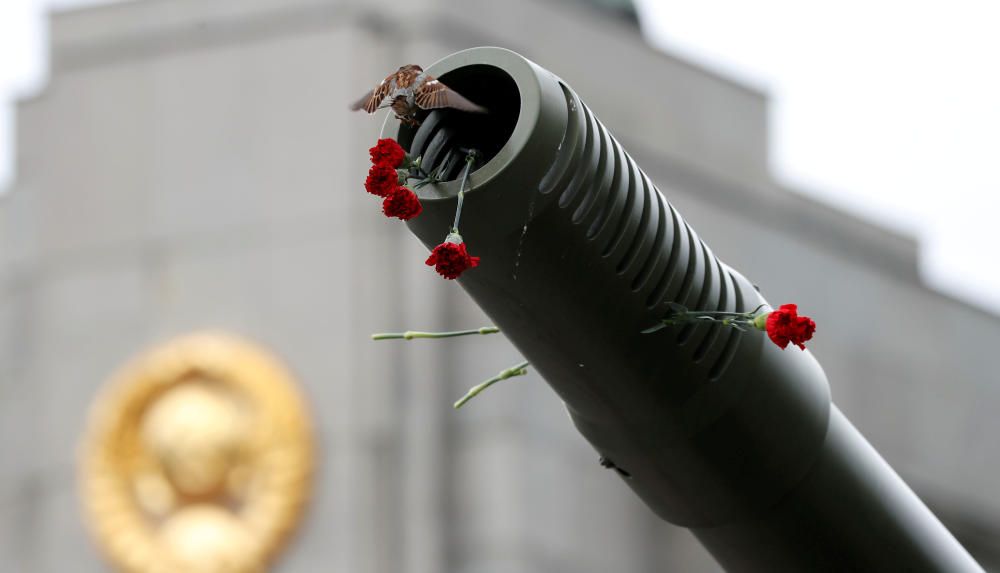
[679,311,756,318]
[403,155,445,189]
[371,326,500,341]
[672,316,755,326]
[408,170,435,189]
[644,305,770,334]
[452,152,476,233]
[453,361,530,409]
[404,156,431,179]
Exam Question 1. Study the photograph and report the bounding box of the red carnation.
[382,186,423,220]
[761,304,816,350]
[365,163,400,197]
[369,138,406,168]
[425,234,480,279]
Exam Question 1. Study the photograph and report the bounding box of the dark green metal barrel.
[383,47,982,572]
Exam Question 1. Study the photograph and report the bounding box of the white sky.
[2,0,999,313]
[633,0,1000,314]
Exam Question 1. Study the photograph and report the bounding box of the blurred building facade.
[1,0,999,571]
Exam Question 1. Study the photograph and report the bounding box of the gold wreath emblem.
[79,332,315,573]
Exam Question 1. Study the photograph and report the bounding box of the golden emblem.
[79,332,314,573]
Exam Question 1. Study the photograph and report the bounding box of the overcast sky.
[2,0,999,313]
[633,0,1000,314]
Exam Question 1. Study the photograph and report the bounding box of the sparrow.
[350,64,487,126]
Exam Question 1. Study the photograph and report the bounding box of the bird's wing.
[350,73,395,113]
[414,76,487,113]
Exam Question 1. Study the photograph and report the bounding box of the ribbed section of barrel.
[546,91,746,380]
